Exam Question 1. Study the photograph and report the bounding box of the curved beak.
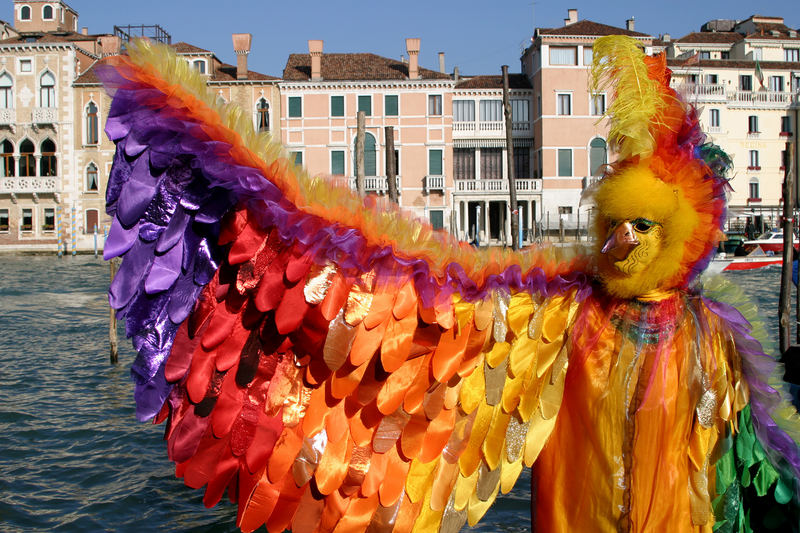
[601,221,639,260]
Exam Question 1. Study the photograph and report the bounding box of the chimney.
[308,40,323,81]
[232,33,252,80]
[99,36,121,57]
[81,27,88,36]
[406,38,420,79]
[564,8,578,26]
[438,52,445,73]
[453,66,459,83]
[663,33,671,42]
[626,17,635,31]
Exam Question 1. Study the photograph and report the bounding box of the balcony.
[348,176,401,194]
[1,176,58,194]
[453,120,532,137]
[679,83,726,102]
[730,90,792,108]
[454,178,542,195]
[0,108,15,126]
[32,107,57,124]
[424,175,445,193]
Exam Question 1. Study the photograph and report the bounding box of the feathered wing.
[100,41,591,532]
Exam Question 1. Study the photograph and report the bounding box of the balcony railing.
[454,120,532,135]
[678,83,726,100]
[0,176,58,193]
[32,107,57,124]
[454,178,542,194]
[730,90,792,107]
[348,176,401,194]
[425,175,445,193]
[478,120,503,133]
[0,108,15,125]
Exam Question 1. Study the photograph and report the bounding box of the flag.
[685,51,700,66]
[755,59,764,89]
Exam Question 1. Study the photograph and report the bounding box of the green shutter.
[429,210,444,230]
[290,151,302,166]
[557,149,572,177]
[429,149,443,175]
[358,95,371,116]
[330,96,344,117]
[331,151,345,175]
[385,95,398,116]
[364,134,376,175]
[288,96,301,118]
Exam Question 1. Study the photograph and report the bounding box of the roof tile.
[283,53,450,81]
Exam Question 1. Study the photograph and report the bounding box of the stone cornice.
[279,79,455,91]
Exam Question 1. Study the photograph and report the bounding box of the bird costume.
[100,36,800,532]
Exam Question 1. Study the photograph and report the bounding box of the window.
[748,150,760,170]
[86,163,98,191]
[19,139,34,176]
[42,5,53,19]
[558,206,573,215]
[289,151,302,166]
[85,209,98,234]
[192,59,206,74]
[0,208,8,232]
[511,99,529,125]
[428,94,442,116]
[1,140,13,177]
[749,178,760,200]
[21,208,32,232]
[288,96,301,118]
[429,210,444,230]
[786,49,800,62]
[794,76,800,93]
[19,59,32,73]
[392,149,400,176]
[20,5,30,20]
[582,47,593,66]
[710,109,720,128]
[556,93,571,115]
[42,207,54,231]
[740,75,752,91]
[781,116,792,136]
[256,98,269,132]
[40,71,55,107]
[357,95,371,116]
[40,139,56,176]
[330,95,344,117]
[748,115,759,134]
[700,51,711,60]
[589,138,607,176]
[85,102,98,144]
[480,148,502,179]
[331,150,345,175]
[557,149,572,177]
[453,100,475,122]
[454,148,475,179]
[769,76,784,92]
[479,100,503,122]
[384,94,398,116]
[549,46,577,65]
[0,73,12,109]
[514,148,530,178]
[589,93,605,116]
[703,74,718,84]
[721,51,730,60]
[353,133,377,176]
[429,149,443,175]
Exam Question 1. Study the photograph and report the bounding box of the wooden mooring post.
[109,258,119,364]
[779,139,800,382]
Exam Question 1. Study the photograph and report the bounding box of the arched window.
[42,5,53,19]
[86,163,98,191]
[19,139,34,177]
[353,132,377,176]
[1,140,13,177]
[20,5,31,20]
[192,59,206,74]
[40,139,56,176]
[40,71,55,107]
[257,98,269,132]
[0,73,12,109]
[589,137,607,176]
[85,102,98,144]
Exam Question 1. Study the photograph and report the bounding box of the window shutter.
[330,96,344,117]
[331,151,345,175]
[429,149,443,175]
[358,96,371,116]
[384,95,398,116]
[557,149,572,177]
[288,97,301,118]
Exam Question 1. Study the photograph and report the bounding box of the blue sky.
[51,1,800,77]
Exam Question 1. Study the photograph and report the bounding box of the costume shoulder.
[100,41,591,531]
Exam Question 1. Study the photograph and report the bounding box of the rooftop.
[283,52,450,81]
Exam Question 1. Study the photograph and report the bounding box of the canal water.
[0,256,787,532]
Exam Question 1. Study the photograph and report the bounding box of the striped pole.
[71,204,77,256]
[93,224,98,259]
[55,207,62,257]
